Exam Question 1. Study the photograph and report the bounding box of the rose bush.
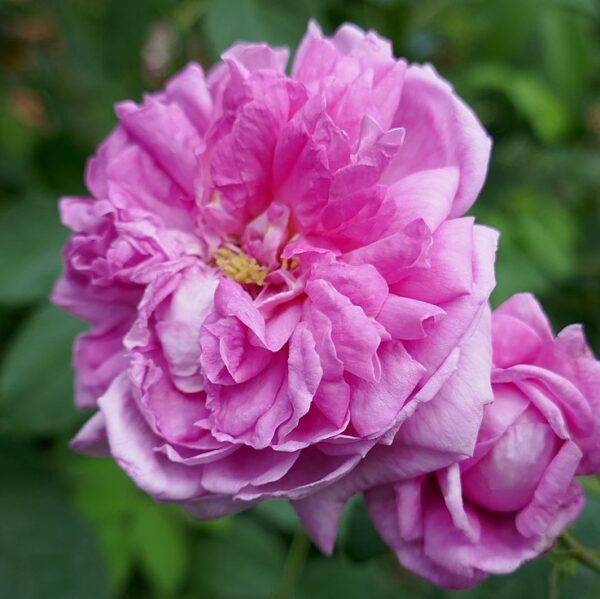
[364,293,600,588]
[53,21,496,516]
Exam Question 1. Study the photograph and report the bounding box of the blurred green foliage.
[1,0,599,597]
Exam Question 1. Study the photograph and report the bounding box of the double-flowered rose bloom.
[53,21,600,589]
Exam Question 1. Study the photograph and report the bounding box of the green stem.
[274,527,311,599]
[548,564,562,599]
[560,531,600,575]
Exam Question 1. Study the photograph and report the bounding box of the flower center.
[214,247,268,286]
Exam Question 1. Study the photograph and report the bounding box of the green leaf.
[70,454,195,595]
[204,0,324,60]
[0,304,85,437]
[71,457,141,592]
[0,306,28,359]
[0,197,67,305]
[539,10,595,104]
[71,457,140,521]
[581,477,600,497]
[466,64,573,144]
[476,0,545,63]
[254,499,299,533]
[476,188,578,305]
[192,515,287,598]
[0,444,110,599]
[442,557,550,599]
[559,565,600,599]
[341,497,389,562]
[298,554,416,599]
[0,107,38,160]
[550,501,600,599]
[570,494,600,550]
[133,501,190,597]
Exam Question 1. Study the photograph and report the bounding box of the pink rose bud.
[366,293,600,588]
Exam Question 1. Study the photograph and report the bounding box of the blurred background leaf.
[133,502,190,597]
[465,64,573,144]
[0,445,110,599]
[204,0,325,55]
[0,197,67,305]
[192,516,287,597]
[1,0,599,597]
[0,305,85,437]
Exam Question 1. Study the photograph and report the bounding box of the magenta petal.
[292,490,346,555]
[515,441,584,538]
[399,304,493,458]
[493,313,546,369]
[98,374,205,501]
[349,341,424,437]
[163,63,213,136]
[184,496,255,519]
[389,64,491,217]
[312,261,389,317]
[437,465,474,538]
[397,217,474,304]
[222,42,289,75]
[116,99,203,197]
[273,99,349,232]
[207,353,288,447]
[200,445,300,496]
[70,412,109,456]
[366,484,485,589]
[345,219,431,285]
[284,323,323,435]
[73,326,129,408]
[384,167,459,231]
[376,295,445,340]
[461,406,560,513]
[405,223,498,375]
[553,326,600,474]
[493,293,554,348]
[305,279,383,381]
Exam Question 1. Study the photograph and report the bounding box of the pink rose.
[53,22,495,515]
[52,196,201,411]
[365,293,600,588]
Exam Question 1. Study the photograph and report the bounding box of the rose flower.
[365,294,600,588]
[53,22,494,516]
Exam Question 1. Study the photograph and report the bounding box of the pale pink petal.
[98,374,205,501]
[386,64,491,217]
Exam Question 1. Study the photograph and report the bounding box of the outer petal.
[541,325,600,474]
[366,483,484,589]
[516,441,584,538]
[73,326,129,409]
[294,300,494,554]
[348,341,425,438]
[395,217,475,305]
[386,64,491,217]
[162,63,213,136]
[396,303,493,461]
[98,374,205,502]
[115,99,204,197]
[492,293,554,367]
[86,127,196,231]
[292,21,406,144]
[70,412,110,456]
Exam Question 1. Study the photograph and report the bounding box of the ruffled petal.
[387,64,491,217]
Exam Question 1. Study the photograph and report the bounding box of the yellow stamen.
[214,248,268,286]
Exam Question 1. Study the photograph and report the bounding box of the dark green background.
[1,1,599,597]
